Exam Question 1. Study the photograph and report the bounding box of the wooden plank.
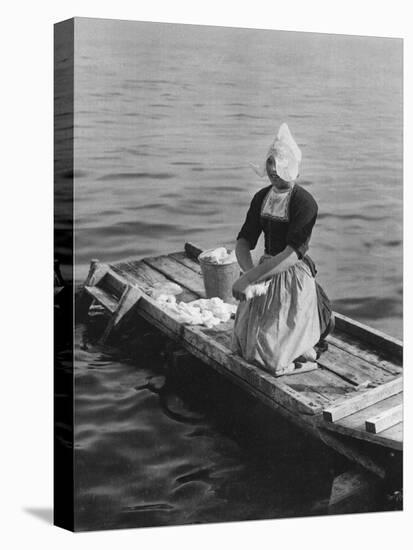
[285,366,355,405]
[169,251,202,275]
[319,393,403,451]
[84,286,118,313]
[377,421,403,443]
[141,297,390,475]
[85,259,109,287]
[365,404,403,434]
[130,290,323,415]
[100,285,143,343]
[183,325,325,414]
[166,327,322,436]
[333,311,403,360]
[144,255,206,297]
[200,324,357,406]
[317,343,394,387]
[323,377,403,422]
[96,270,127,299]
[327,334,402,375]
[111,260,199,303]
[185,242,203,261]
[108,269,323,416]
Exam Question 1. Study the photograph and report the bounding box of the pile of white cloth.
[155,295,237,328]
[198,247,237,265]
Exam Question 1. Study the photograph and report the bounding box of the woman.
[231,123,333,375]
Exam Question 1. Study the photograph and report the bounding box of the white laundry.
[155,294,237,328]
[244,281,270,301]
[198,247,237,265]
[150,282,183,300]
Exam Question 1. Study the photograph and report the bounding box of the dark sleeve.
[236,192,263,250]
[286,190,318,259]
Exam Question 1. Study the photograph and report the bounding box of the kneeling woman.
[231,123,333,375]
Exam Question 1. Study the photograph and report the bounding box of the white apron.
[231,257,321,373]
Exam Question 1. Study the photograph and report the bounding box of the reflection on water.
[74,321,363,531]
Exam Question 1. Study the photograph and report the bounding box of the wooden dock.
[80,243,403,480]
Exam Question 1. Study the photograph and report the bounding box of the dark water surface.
[55,19,403,530]
[74,321,361,531]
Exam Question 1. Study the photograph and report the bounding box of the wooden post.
[84,258,109,287]
[365,404,403,434]
[77,259,108,319]
[99,285,142,343]
[84,259,100,286]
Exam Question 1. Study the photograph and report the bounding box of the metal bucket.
[198,249,240,304]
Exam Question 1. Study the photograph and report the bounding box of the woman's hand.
[232,274,252,301]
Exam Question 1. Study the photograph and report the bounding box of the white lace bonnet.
[249,123,302,182]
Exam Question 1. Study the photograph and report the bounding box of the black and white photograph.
[53,16,404,532]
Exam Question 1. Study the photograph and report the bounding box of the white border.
[2,1,411,548]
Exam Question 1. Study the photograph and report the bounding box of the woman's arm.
[235,238,255,272]
[246,245,299,284]
[232,246,299,300]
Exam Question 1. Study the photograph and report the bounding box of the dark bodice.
[236,183,318,258]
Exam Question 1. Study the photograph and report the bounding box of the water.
[56,19,403,530]
[72,19,402,338]
[74,319,361,531]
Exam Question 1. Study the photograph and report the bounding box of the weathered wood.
[274,361,318,377]
[377,421,403,443]
[200,326,327,404]
[184,242,203,261]
[100,285,143,343]
[184,325,324,414]
[327,334,402,374]
[133,292,324,421]
[318,342,395,387]
[96,270,127,299]
[85,259,109,287]
[144,255,206,297]
[365,404,403,434]
[84,286,118,313]
[92,247,404,468]
[112,260,199,303]
[333,312,403,360]
[119,281,323,415]
[319,393,403,451]
[323,377,403,423]
[169,251,202,275]
[200,325,356,406]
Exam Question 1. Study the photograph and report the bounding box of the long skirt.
[231,259,321,373]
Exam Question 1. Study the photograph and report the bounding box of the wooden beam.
[333,312,403,360]
[323,377,403,423]
[318,392,403,451]
[184,242,203,261]
[365,404,403,434]
[100,285,143,343]
[143,255,206,297]
[84,285,118,313]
